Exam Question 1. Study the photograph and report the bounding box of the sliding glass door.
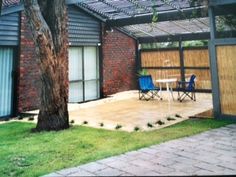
[0,47,14,117]
[69,47,100,103]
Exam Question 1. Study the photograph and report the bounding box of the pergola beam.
[126,0,152,13]
[98,0,134,17]
[107,6,207,27]
[138,32,210,43]
[66,0,84,5]
[209,0,236,6]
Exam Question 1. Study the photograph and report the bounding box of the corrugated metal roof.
[2,0,20,8]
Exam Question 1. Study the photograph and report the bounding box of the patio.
[68,91,212,132]
[21,90,213,132]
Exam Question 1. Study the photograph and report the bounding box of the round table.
[156,78,177,101]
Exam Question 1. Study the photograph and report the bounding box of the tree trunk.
[23,0,69,131]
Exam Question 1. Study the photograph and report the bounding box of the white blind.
[69,47,82,81]
[0,48,13,117]
[84,47,97,80]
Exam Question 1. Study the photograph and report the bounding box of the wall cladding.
[102,26,137,96]
[68,5,100,46]
[0,12,19,46]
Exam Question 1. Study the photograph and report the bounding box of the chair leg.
[193,92,196,101]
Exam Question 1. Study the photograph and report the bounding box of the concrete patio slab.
[68,91,213,131]
[19,90,212,131]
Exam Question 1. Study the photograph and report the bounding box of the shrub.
[28,117,34,121]
[70,120,75,124]
[175,114,182,118]
[115,125,122,130]
[167,117,176,121]
[100,123,104,127]
[134,126,140,131]
[147,122,153,128]
[155,120,165,125]
[83,121,88,125]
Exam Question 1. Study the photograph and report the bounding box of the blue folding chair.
[138,75,162,101]
[177,74,196,102]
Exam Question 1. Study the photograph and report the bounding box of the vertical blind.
[69,47,83,102]
[0,48,13,117]
[68,46,100,103]
[84,47,99,100]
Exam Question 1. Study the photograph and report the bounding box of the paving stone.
[179,165,202,173]
[216,156,236,164]
[151,165,175,174]
[106,159,129,169]
[68,169,96,176]
[130,159,155,169]
[193,162,226,172]
[119,172,133,176]
[42,172,63,177]
[149,157,178,167]
[94,167,123,176]
[79,162,107,173]
[135,152,156,161]
[56,167,81,175]
[192,169,214,176]
[173,155,198,165]
[124,151,143,157]
[164,170,190,176]
[174,150,199,160]
[139,147,160,155]
[122,165,160,176]
[217,162,236,170]
[96,157,118,164]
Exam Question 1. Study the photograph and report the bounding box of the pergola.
[66,0,235,42]
[66,0,236,120]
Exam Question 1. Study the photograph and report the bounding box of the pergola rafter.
[98,0,135,17]
[126,0,152,13]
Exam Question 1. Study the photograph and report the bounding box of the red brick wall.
[17,12,40,112]
[102,27,137,96]
[17,11,69,113]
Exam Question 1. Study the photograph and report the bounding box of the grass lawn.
[0,119,235,177]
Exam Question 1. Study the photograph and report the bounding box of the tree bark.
[23,0,69,131]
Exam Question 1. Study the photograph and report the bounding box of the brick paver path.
[45,124,236,176]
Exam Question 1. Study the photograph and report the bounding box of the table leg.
[159,83,162,98]
[170,83,174,100]
[166,83,170,101]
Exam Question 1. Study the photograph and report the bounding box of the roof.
[1,0,235,42]
[2,0,20,8]
[76,0,204,21]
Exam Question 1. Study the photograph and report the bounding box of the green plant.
[137,69,148,76]
[18,116,24,120]
[115,124,122,130]
[100,123,104,127]
[167,117,176,121]
[175,114,182,118]
[147,122,153,128]
[28,117,34,121]
[70,120,75,124]
[155,120,165,125]
[83,121,88,125]
[134,126,140,131]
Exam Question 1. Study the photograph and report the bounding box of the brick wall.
[17,11,69,113]
[102,26,138,96]
[17,12,40,112]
